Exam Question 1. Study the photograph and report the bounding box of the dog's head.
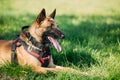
[31,8,65,52]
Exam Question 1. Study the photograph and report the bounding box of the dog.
[0,8,76,74]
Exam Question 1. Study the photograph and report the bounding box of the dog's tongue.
[48,36,61,52]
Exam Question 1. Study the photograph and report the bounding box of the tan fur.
[0,9,82,74]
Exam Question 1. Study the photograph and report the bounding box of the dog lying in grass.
[0,9,87,75]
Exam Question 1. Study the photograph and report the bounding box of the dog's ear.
[49,9,56,19]
[36,8,46,23]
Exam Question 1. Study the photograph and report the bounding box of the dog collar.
[21,26,44,48]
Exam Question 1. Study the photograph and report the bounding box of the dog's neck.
[28,22,43,43]
[19,25,45,50]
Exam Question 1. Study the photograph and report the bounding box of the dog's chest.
[16,46,42,66]
[16,45,51,67]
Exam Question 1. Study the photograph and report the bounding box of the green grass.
[0,0,120,80]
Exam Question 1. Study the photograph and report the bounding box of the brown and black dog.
[0,9,76,74]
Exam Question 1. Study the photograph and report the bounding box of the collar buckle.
[27,46,32,51]
[28,35,32,41]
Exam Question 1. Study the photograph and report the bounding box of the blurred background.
[0,0,120,15]
[0,0,120,80]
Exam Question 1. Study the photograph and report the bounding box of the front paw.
[56,66,64,69]
[56,66,74,72]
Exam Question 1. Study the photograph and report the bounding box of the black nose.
[61,34,65,39]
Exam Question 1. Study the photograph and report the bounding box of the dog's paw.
[56,66,74,72]
[56,66,63,69]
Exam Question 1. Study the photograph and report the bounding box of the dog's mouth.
[48,36,61,52]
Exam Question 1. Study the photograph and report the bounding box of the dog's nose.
[61,34,65,39]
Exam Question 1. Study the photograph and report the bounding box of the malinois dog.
[0,9,76,74]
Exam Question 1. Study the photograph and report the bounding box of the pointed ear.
[49,9,56,19]
[36,8,46,23]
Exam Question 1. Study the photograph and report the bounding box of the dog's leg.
[32,66,72,73]
[31,64,74,73]
[31,65,47,74]
[54,66,88,75]
[32,65,88,75]
[47,57,77,73]
[49,65,88,75]
[31,58,87,75]
[55,66,77,72]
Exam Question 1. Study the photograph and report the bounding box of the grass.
[0,0,120,80]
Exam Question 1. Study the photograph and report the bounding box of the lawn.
[0,0,120,80]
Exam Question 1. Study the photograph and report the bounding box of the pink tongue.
[48,36,62,52]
